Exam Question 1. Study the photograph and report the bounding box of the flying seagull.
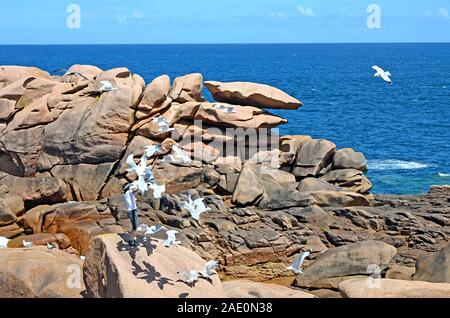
[178,270,200,286]
[138,224,167,235]
[126,153,152,195]
[160,145,192,165]
[144,144,163,158]
[152,116,175,133]
[23,240,34,249]
[54,69,90,81]
[180,195,212,221]
[148,182,165,199]
[286,251,310,275]
[200,260,219,278]
[0,236,9,249]
[163,230,181,247]
[372,65,392,84]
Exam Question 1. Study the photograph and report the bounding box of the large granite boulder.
[279,135,312,168]
[0,246,84,297]
[136,75,171,120]
[321,169,372,194]
[169,73,205,103]
[292,139,336,177]
[194,102,287,129]
[38,202,121,255]
[50,163,115,201]
[232,163,313,209]
[413,243,450,283]
[83,234,226,298]
[0,66,50,89]
[297,178,371,207]
[222,280,315,298]
[204,81,302,110]
[0,172,69,206]
[295,240,397,289]
[339,278,450,298]
[332,148,367,171]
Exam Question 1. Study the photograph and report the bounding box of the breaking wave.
[368,159,430,171]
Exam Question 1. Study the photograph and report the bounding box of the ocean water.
[1,43,449,194]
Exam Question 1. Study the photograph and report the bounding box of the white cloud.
[297,5,314,17]
[438,7,449,19]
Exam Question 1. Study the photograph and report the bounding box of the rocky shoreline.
[0,65,449,298]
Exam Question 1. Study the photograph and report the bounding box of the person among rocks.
[124,181,139,247]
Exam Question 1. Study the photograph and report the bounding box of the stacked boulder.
[0,64,373,251]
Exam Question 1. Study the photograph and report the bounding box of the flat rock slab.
[339,278,450,298]
[205,81,302,110]
[83,234,226,298]
[222,280,315,298]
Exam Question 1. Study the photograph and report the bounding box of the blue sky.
[0,0,449,44]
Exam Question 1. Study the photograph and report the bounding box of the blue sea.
[1,44,449,194]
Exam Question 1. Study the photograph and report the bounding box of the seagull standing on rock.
[286,251,310,275]
[163,230,181,247]
[47,242,57,250]
[98,80,118,93]
[372,65,392,84]
[0,236,9,248]
[22,240,33,249]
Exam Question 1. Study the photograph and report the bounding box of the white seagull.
[161,145,192,165]
[0,236,9,249]
[47,243,57,250]
[372,65,392,84]
[180,194,212,221]
[138,224,167,235]
[213,103,235,113]
[148,182,165,199]
[286,251,310,275]
[178,270,200,286]
[126,153,152,195]
[163,230,181,247]
[223,106,236,114]
[98,80,118,92]
[200,260,219,278]
[23,240,34,249]
[153,116,175,133]
[144,144,163,158]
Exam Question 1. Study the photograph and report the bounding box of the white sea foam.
[367,159,430,171]
[438,172,450,177]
